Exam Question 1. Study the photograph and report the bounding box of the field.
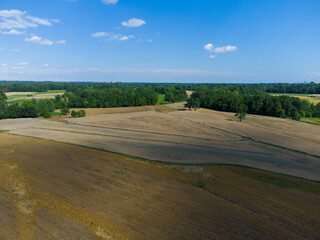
[270,93,320,105]
[1,103,320,180]
[1,102,320,239]
[5,90,64,104]
[301,117,320,126]
[0,133,319,239]
[157,94,169,105]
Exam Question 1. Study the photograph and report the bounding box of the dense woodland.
[0,81,320,121]
[186,88,320,120]
[1,81,320,94]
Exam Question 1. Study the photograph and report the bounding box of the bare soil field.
[0,133,319,240]
[170,108,320,156]
[70,105,174,117]
[0,104,320,180]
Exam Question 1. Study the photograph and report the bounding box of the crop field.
[0,133,319,240]
[5,90,64,104]
[1,103,320,181]
[270,93,320,104]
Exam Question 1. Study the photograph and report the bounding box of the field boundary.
[5,132,320,183]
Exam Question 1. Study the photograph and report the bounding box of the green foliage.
[187,87,320,121]
[71,110,86,118]
[61,107,70,115]
[235,104,247,122]
[197,179,206,188]
[157,94,169,105]
[185,97,200,111]
[43,112,52,118]
[164,87,188,103]
[78,110,86,117]
[71,110,78,118]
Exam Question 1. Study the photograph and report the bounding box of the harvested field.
[0,104,320,180]
[70,105,174,117]
[0,133,319,240]
[5,91,64,104]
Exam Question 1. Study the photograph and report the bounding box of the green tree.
[235,104,247,122]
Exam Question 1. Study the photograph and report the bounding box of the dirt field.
[0,133,319,240]
[1,104,320,181]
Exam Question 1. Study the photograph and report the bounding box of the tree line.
[186,88,320,120]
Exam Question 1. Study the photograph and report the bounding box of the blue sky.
[0,0,319,83]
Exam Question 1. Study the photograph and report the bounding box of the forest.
[1,81,320,121]
[186,87,320,120]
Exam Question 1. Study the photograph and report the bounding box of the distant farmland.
[270,93,320,105]
[5,90,64,104]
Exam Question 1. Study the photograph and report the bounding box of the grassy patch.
[157,94,169,105]
[301,117,320,126]
[7,99,27,105]
[35,90,65,95]
[7,94,31,100]
[197,179,206,188]
[230,167,320,195]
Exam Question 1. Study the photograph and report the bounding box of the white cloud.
[91,32,134,41]
[1,29,24,35]
[214,45,237,53]
[204,43,237,57]
[89,68,101,71]
[121,18,146,28]
[25,35,64,46]
[0,9,53,29]
[0,47,3,51]
[12,66,26,70]
[41,64,49,68]
[25,16,52,26]
[40,39,54,45]
[119,35,134,41]
[11,48,20,52]
[1,63,7,66]
[51,19,60,23]
[147,39,154,42]
[16,62,28,66]
[56,40,66,44]
[101,0,118,4]
[204,43,213,51]
[25,35,42,42]
[91,32,109,38]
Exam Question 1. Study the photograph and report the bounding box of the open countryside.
[1,1,320,239]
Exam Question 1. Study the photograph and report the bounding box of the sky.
[0,0,319,83]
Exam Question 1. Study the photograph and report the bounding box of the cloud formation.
[214,45,237,53]
[121,18,146,27]
[101,0,118,4]
[25,35,65,45]
[1,29,24,35]
[204,43,237,53]
[91,32,134,41]
[204,43,213,51]
[0,9,53,29]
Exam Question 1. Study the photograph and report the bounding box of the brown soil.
[1,104,320,180]
[0,133,319,240]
